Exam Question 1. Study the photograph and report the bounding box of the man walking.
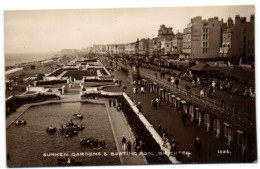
[127,140,132,155]
[122,135,127,151]
[194,137,202,157]
[108,99,112,107]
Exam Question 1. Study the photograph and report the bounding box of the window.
[223,35,226,39]
[243,44,246,50]
[248,40,250,45]
[243,36,246,42]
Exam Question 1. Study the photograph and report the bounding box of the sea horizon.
[5,52,56,67]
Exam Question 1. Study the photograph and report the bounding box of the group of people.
[121,135,132,154]
[151,96,161,108]
[108,99,117,107]
[133,86,145,94]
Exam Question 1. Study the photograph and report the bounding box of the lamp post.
[115,45,118,70]
[135,38,140,78]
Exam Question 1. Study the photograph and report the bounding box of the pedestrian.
[212,80,216,92]
[181,113,188,126]
[141,86,144,94]
[153,99,157,108]
[127,140,132,154]
[136,87,138,94]
[108,99,112,107]
[200,88,204,98]
[137,101,141,111]
[191,80,195,87]
[175,78,179,89]
[113,99,116,107]
[194,137,202,156]
[162,128,168,139]
[122,135,127,151]
[157,123,162,135]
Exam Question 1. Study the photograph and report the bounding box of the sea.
[5,53,55,66]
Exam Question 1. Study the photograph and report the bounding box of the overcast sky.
[4,5,254,54]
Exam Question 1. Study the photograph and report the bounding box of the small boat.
[15,120,26,126]
[46,126,57,134]
[73,113,83,119]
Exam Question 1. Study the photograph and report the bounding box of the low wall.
[27,86,45,92]
[122,93,180,163]
[80,91,179,163]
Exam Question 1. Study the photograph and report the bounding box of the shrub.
[117,95,171,164]
[36,80,67,86]
[6,93,60,115]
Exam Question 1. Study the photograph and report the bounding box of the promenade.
[104,69,245,163]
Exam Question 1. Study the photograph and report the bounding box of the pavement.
[103,68,246,163]
[105,102,147,165]
[139,67,255,118]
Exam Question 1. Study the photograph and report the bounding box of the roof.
[188,63,218,72]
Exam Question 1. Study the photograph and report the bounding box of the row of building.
[81,14,254,61]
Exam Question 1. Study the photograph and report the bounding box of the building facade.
[220,15,254,63]
[172,32,183,55]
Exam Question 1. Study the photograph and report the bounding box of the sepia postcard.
[4,5,257,167]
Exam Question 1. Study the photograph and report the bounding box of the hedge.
[84,79,113,82]
[36,80,67,86]
[117,95,172,164]
[81,93,119,99]
[6,93,60,116]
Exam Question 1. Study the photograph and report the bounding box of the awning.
[181,100,186,104]
[176,97,181,101]
[223,123,230,126]
[171,95,176,98]
[236,130,244,134]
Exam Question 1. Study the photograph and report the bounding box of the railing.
[114,60,255,129]
[140,71,254,128]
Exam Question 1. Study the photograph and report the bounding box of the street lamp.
[115,45,118,70]
[135,38,140,78]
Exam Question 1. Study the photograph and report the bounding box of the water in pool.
[6,102,120,167]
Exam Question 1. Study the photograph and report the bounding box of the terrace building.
[183,16,223,59]
[200,17,223,58]
[172,32,183,55]
[124,42,136,55]
[219,15,254,63]
[93,45,107,55]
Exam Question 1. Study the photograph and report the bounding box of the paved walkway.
[104,69,245,163]
[105,102,147,165]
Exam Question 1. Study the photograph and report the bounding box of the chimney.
[250,14,255,22]
[235,15,240,25]
[227,17,233,28]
